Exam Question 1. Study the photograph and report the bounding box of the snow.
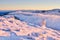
[0,9,60,40]
[8,11,60,30]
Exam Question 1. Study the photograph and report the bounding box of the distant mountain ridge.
[0,9,60,16]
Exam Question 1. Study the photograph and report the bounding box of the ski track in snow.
[0,11,60,40]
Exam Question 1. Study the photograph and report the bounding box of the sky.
[0,0,60,10]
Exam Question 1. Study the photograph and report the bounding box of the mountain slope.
[0,16,60,40]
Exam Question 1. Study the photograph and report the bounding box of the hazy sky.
[0,0,60,10]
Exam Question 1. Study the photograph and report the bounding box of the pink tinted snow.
[0,16,60,40]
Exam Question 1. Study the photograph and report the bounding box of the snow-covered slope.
[0,16,60,40]
[7,10,60,30]
[0,9,60,40]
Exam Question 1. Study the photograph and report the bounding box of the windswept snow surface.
[8,10,60,30]
[0,10,60,40]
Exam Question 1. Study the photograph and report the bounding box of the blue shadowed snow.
[0,10,15,16]
[14,13,60,30]
[1,29,11,32]
[14,14,43,26]
[46,18,60,30]
[0,32,35,40]
[0,11,10,16]
[19,35,35,40]
[47,36,55,40]
[31,32,40,37]
[0,32,20,40]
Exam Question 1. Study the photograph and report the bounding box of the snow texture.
[0,9,60,40]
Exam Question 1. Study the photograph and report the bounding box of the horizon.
[0,8,60,10]
[0,0,60,10]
